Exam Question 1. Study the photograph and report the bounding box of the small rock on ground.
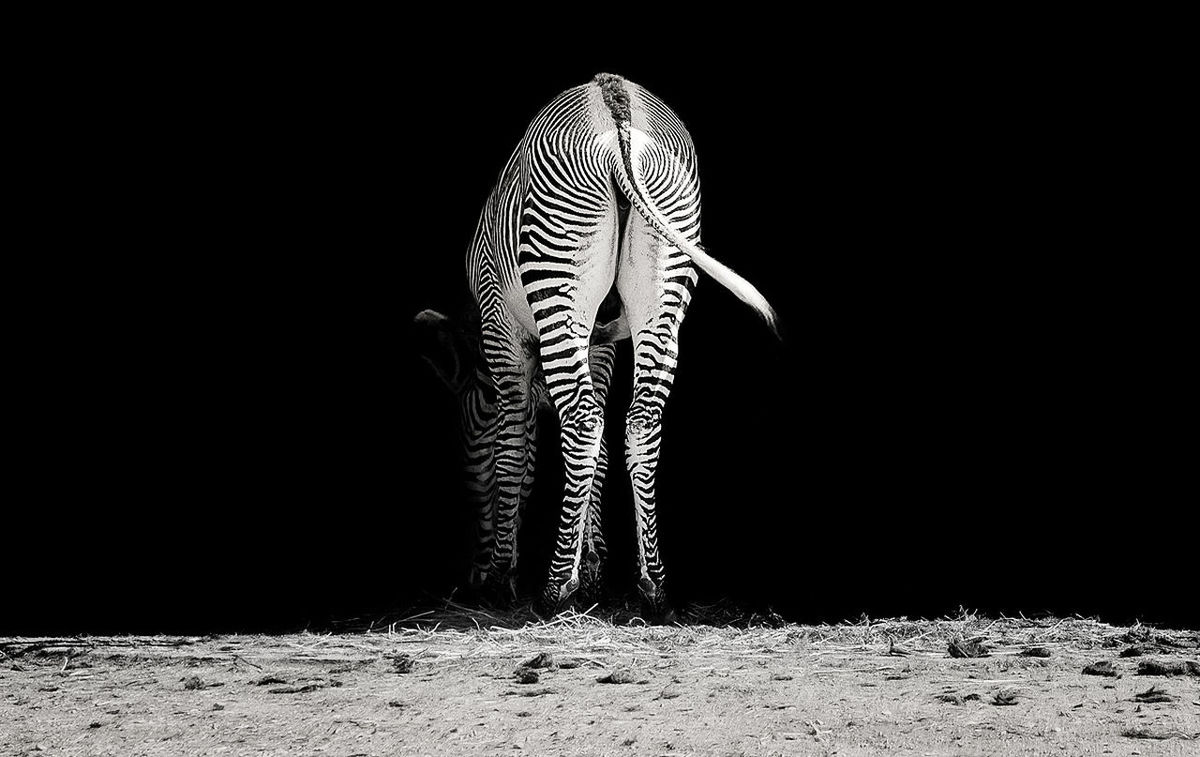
[597,668,647,684]
[1082,661,1119,677]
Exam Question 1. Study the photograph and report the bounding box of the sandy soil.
[2,617,1197,756]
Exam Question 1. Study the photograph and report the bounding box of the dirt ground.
[2,614,1197,756]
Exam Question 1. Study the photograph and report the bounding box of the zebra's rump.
[472,75,700,279]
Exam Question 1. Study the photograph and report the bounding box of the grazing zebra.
[417,73,777,619]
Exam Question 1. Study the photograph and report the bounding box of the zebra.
[416,73,778,619]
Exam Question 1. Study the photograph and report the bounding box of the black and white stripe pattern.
[457,343,618,599]
[451,74,776,617]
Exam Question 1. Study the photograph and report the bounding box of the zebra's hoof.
[577,576,606,611]
[578,553,606,608]
[467,565,488,590]
[533,590,563,620]
[638,579,674,625]
[640,601,676,626]
[480,573,519,609]
[534,577,579,619]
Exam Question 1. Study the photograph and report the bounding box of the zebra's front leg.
[576,434,610,608]
[482,368,535,606]
[464,408,498,590]
[508,403,539,586]
[578,343,617,608]
[468,516,495,592]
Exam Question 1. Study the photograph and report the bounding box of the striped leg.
[480,330,536,604]
[536,343,605,615]
[578,343,616,607]
[508,398,539,582]
[462,390,499,588]
[617,212,699,621]
[521,206,618,616]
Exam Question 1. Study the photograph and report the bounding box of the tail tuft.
[594,73,631,124]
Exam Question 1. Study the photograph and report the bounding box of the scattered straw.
[3,607,1194,669]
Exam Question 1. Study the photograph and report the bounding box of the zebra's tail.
[608,119,781,339]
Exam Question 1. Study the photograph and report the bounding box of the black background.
[6,38,1192,634]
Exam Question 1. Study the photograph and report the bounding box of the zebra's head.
[414,307,553,416]
[413,308,488,398]
[416,303,630,405]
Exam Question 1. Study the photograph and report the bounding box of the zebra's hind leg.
[534,350,605,617]
[578,343,617,609]
[519,154,618,617]
[525,279,615,617]
[617,216,700,624]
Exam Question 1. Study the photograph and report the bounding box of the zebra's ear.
[413,309,468,393]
